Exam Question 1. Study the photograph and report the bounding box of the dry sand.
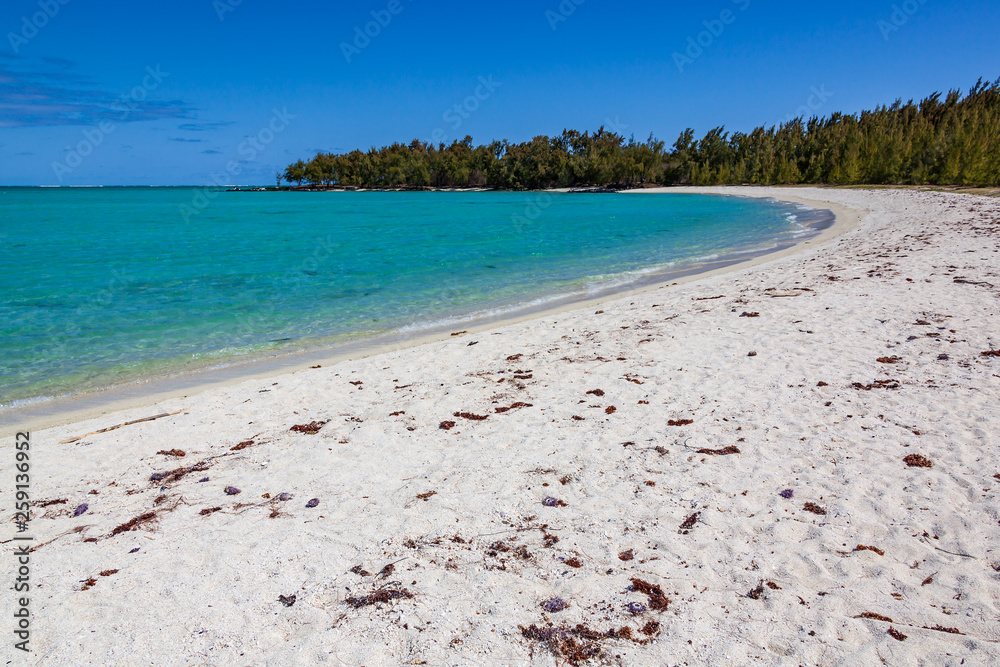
[3,186,999,666]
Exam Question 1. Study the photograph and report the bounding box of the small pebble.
[541,597,567,613]
[129,548,140,554]
[73,503,89,517]
[306,498,320,508]
[747,351,758,357]
[542,497,560,507]
[937,354,949,361]
[225,486,242,495]
[198,477,209,483]
[278,493,294,502]
[779,489,794,499]
[149,472,167,482]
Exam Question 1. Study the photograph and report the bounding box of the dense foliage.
[282,79,1000,189]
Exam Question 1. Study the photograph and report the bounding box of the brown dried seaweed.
[199,507,222,516]
[416,491,437,502]
[519,624,603,665]
[519,621,660,666]
[857,612,893,622]
[156,449,186,457]
[495,402,533,414]
[803,502,827,515]
[290,421,328,434]
[668,419,694,426]
[903,454,933,468]
[149,459,212,484]
[33,498,68,508]
[630,578,669,611]
[586,389,605,397]
[439,421,457,430]
[887,627,908,641]
[981,350,1000,357]
[605,406,617,414]
[923,625,963,635]
[856,545,885,556]
[618,550,635,562]
[852,380,900,390]
[345,586,414,608]
[454,411,489,421]
[679,513,700,530]
[696,446,741,456]
[565,558,583,568]
[108,512,157,538]
[231,440,254,451]
[877,356,902,364]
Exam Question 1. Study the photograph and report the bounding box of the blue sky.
[1,0,998,185]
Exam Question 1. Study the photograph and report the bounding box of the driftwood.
[59,410,185,444]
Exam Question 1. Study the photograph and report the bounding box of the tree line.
[281,78,1000,189]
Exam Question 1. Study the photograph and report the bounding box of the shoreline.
[5,186,999,665]
[0,187,859,433]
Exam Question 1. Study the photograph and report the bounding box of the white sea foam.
[0,394,58,411]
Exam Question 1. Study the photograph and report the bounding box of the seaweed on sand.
[630,578,669,611]
[696,446,740,456]
[344,585,414,609]
[520,620,661,665]
[108,512,158,538]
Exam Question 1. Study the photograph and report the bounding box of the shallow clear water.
[0,188,820,407]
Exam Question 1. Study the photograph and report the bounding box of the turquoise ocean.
[0,188,829,409]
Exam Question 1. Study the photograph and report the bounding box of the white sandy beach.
[3,186,1000,666]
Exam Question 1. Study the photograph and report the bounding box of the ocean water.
[0,188,827,408]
